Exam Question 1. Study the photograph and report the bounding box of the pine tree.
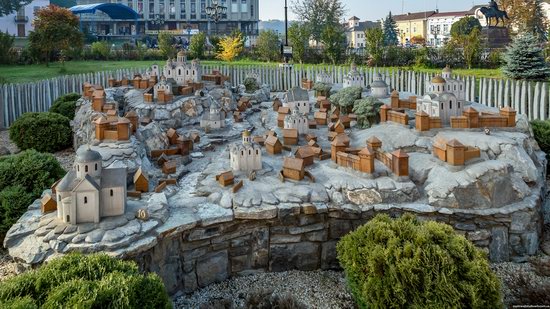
[525,0,548,42]
[383,12,399,46]
[502,33,550,80]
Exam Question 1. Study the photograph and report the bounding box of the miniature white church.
[201,98,225,130]
[151,50,202,86]
[284,105,309,134]
[343,62,364,88]
[55,147,127,225]
[315,70,332,84]
[229,130,262,172]
[417,66,465,125]
[284,87,310,114]
[154,75,173,99]
[370,72,389,98]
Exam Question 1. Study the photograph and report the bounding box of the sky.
[259,0,489,22]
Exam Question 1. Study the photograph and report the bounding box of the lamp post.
[151,13,165,47]
[186,23,192,49]
[206,0,227,36]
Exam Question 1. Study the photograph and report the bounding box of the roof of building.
[69,3,138,20]
[295,146,316,159]
[430,11,469,18]
[282,128,298,138]
[331,134,349,147]
[466,5,484,15]
[393,11,437,21]
[286,87,309,102]
[349,16,360,20]
[133,167,148,183]
[347,21,380,32]
[358,147,374,156]
[392,149,409,158]
[265,135,281,146]
[367,136,382,144]
[283,157,305,171]
[371,79,387,88]
[446,139,465,147]
[432,75,446,83]
[101,168,127,188]
[314,111,327,119]
[217,171,234,181]
[125,110,138,118]
[76,147,102,163]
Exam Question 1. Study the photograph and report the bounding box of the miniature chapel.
[229,130,263,172]
[284,105,309,134]
[370,73,389,98]
[201,98,226,130]
[343,62,364,88]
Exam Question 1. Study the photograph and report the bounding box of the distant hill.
[259,20,299,34]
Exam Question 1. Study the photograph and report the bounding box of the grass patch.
[0,60,503,84]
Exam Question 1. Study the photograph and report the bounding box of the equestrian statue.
[479,0,510,27]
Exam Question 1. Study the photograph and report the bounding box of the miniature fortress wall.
[380,105,409,126]
[390,91,416,110]
[433,138,481,166]
[416,106,516,131]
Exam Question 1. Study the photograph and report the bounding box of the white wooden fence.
[1,64,548,128]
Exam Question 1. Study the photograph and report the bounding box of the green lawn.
[0,60,503,84]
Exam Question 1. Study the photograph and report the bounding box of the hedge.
[49,92,80,120]
[9,112,72,153]
[337,214,502,308]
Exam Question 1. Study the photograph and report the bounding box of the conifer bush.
[337,214,502,309]
[9,112,72,153]
[531,120,550,159]
[330,86,362,113]
[244,77,260,93]
[49,92,80,120]
[0,253,172,308]
[502,33,550,80]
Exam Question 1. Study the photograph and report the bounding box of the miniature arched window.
[440,103,443,110]
[110,189,113,197]
[77,165,80,172]
[168,70,171,75]
[241,151,244,156]
[458,102,461,109]
[178,69,182,75]
[84,196,88,204]
[249,150,251,155]
[460,85,463,91]
[449,101,452,109]
[95,163,98,171]
[187,70,190,75]
[454,85,457,91]
[193,70,195,75]
[256,150,259,155]
[85,165,88,172]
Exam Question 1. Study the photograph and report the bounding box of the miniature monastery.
[417,66,466,125]
[229,130,262,172]
[315,70,333,85]
[284,87,310,114]
[201,99,226,130]
[55,147,127,225]
[284,105,309,134]
[343,62,364,88]
[370,73,389,98]
[151,50,202,86]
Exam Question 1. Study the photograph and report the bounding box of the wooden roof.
[331,134,349,147]
[217,171,234,181]
[283,157,305,171]
[367,136,382,144]
[167,128,178,138]
[392,149,409,158]
[278,107,290,114]
[94,116,110,124]
[358,147,374,156]
[295,146,316,159]
[133,167,148,183]
[282,128,298,138]
[446,139,465,147]
[265,135,281,146]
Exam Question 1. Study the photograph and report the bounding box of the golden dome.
[242,130,251,137]
[442,65,452,73]
[177,50,186,57]
[431,75,446,84]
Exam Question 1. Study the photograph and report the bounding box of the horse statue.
[480,0,510,27]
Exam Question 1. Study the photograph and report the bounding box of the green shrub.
[90,41,111,60]
[0,185,34,236]
[330,86,362,113]
[244,77,260,93]
[531,120,550,158]
[49,93,80,119]
[9,112,72,153]
[0,253,172,308]
[313,82,332,97]
[337,214,502,309]
[353,97,384,129]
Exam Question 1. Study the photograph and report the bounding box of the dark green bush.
[9,112,72,153]
[531,120,550,158]
[243,77,260,93]
[0,253,172,308]
[0,150,65,237]
[337,214,502,309]
[49,93,80,119]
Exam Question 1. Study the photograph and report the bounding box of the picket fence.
[0,63,548,128]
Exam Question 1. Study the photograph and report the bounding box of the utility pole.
[285,0,288,46]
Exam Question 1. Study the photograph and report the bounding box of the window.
[84,196,88,204]
[449,101,452,109]
[190,0,196,18]
[256,150,259,155]
[77,165,80,172]
[440,103,443,110]
[95,163,98,171]
[110,189,114,196]
[250,3,253,17]
[85,165,88,172]
[180,0,186,17]
[200,0,206,19]
[458,102,461,109]
[178,69,181,75]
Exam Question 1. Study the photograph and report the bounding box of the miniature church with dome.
[416,66,466,125]
[343,62,365,88]
[150,50,202,86]
[229,130,262,172]
[284,105,308,134]
[54,147,127,225]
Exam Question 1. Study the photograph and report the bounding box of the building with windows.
[229,130,262,172]
[344,16,379,49]
[393,10,436,46]
[426,11,468,47]
[0,0,49,37]
[75,0,259,40]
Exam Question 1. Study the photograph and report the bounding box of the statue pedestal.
[481,27,511,49]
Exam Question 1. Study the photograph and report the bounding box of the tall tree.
[189,32,206,59]
[158,32,176,59]
[365,27,384,66]
[320,23,347,64]
[287,22,310,64]
[28,5,82,65]
[525,0,547,42]
[502,32,550,80]
[256,30,280,62]
[0,0,32,16]
[382,12,399,46]
[291,0,345,42]
[216,32,244,62]
[498,0,548,41]
[450,16,482,38]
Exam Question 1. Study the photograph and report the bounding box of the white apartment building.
[344,16,379,49]
[427,11,468,47]
[0,0,49,37]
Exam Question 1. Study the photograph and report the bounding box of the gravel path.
[0,248,18,282]
[174,270,357,309]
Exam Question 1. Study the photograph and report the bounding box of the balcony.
[14,15,28,23]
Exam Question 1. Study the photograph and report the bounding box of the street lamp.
[206,0,227,35]
[186,23,192,49]
[151,13,165,47]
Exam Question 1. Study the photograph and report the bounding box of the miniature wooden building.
[367,136,382,152]
[282,129,298,145]
[358,147,375,173]
[339,115,351,129]
[332,121,345,133]
[190,132,200,143]
[92,89,106,112]
[331,135,348,161]
[157,153,169,166]
[216,171,235,187]
[177,136,193,155]
[277,113,286,128]
[282,157,305,181]
[133,167,149,193]
[41,194,57,213]
[163,160,177,174]
[273,98,282,111]
[124,110,139,134]
[391,149,409,177]
[295,146,316,166]
[314,112,327,125]
[167,128,179,145]
[278,106,290,114]
[265,135,283,155]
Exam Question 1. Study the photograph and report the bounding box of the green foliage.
[382,12,399,46]
[288,23,310,64]
[365,28,384,66]
[450,27,482,69]
[503,33,550,80]
[320,24,347,65]
[290,0,345,42]
[49,92,80,119]
[158,32,177,59]
[450,17,482,38]
[525,0,547,43]
[352,97,384,128]
[0,0,32,17]
[531,120,550,158]
[256,30,281,62]
[189,32,207,59]
[313,82,332,97]
[0,150,65,237]
[0,253,172,308]
[337,214,503,309]
[209,35,223,54]
[9,112,72,153]
[90,41,111,60]
[0,31,15,64]
[243,77,260,93]
[330,86,362,113]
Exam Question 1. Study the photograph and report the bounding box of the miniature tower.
[442,65,452,79]
[431,75,446,94]
[242,129,252,144]
[177,50,187,63]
